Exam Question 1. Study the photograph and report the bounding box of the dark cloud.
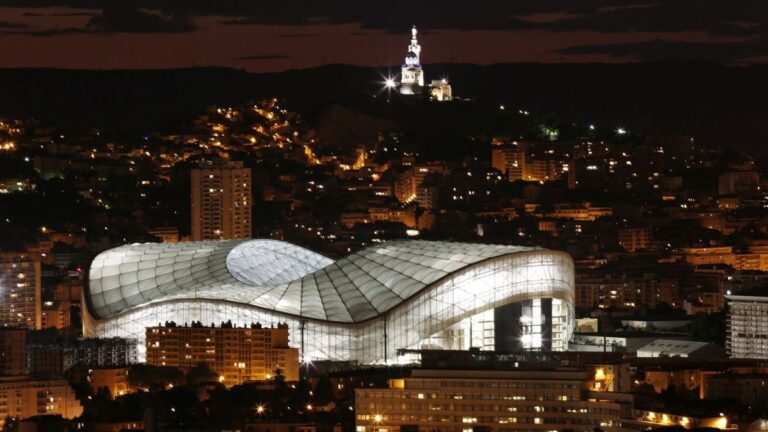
[0,19,90,37]
[54,12,94,16]
[276,33,317,38]
[216,1,538,32]
[521,1,768,41]
[86,1,194,33]
[710,22,768,38]
[161,0,768,37]
[559,38,768,63]
[0,27,89,37]
[5,0,768,65]
[2,1,194,36]
[237,54,290,60]
[6,0,768,36]
[0,20,26,29]
[22,11,94,17]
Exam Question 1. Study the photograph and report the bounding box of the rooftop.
[87,239,548,323]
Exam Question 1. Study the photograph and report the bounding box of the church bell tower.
[400,26,425,95]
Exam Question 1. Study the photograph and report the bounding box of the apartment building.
[356,368,631,432]
[146,323,299,386]
[191,159,252,240]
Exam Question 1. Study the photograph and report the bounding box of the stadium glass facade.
[83,240,575,364]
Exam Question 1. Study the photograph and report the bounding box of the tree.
[634,383,657,397]
[2,416,17,432]
[84,387,115,420]
[128,364,184,391]
[289,379,311,413]
[185,363,219,386]
[270,369,289,419]
[313,375,335,404]
[690,311,726,345]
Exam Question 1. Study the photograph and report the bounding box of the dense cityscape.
[2,12,768,432]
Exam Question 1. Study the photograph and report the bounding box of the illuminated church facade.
[398,26,452,101]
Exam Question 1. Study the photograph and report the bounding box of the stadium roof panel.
[87,239,540,323]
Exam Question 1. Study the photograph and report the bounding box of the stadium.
[83,239,575,364]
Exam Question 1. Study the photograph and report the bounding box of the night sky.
[1,1,768,71]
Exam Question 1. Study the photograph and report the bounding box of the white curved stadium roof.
[87,239,541,323]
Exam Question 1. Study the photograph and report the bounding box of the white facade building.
[636,339,720,359]
[429,79,453,101]
[726,294,768,359]
[84,240,575,364]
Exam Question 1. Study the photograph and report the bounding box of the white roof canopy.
[87,239,539,323]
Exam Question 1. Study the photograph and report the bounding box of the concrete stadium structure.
[83,240,575,364]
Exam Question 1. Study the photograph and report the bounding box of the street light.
[382,76,398,103]
[301,355,314,375]
[372,413,384,431]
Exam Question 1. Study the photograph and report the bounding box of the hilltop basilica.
[398,26,453,101]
